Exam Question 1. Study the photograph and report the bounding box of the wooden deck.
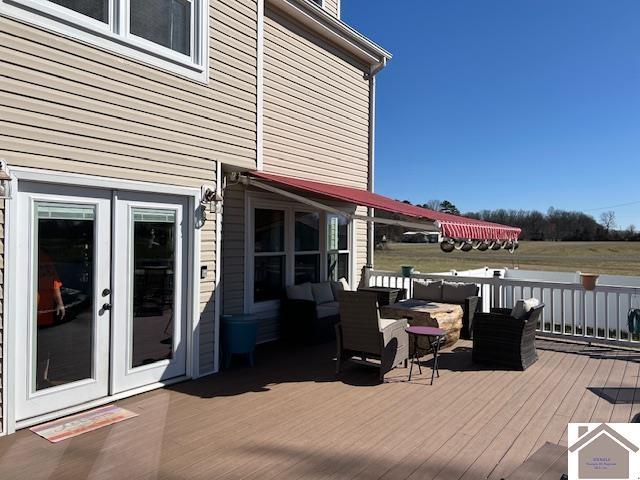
[1,338,639,479]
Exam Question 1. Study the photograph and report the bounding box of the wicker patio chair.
[472,303,544,370]
[335,291,409,381]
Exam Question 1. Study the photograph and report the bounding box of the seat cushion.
[413,280,443,302]
[511,298,541,319]
[331,277,350,300]
[379,318,399,330]
[286,283,314,302]
[312,282,335,305]
[442,282,479,303]
[316,301,340,319]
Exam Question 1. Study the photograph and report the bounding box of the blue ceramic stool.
[221,314,259,368]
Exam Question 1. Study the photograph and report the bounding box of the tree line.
[376,199,639,242]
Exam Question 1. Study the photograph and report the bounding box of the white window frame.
[326,212,351,283]
[245,192,354,314]
[0,0,208,82]
[251,205,288,309]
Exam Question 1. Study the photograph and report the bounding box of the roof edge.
[266,0,392,68]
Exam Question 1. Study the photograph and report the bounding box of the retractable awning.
[242,171,521,241]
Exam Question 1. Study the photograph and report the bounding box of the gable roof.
[569,424,639,453]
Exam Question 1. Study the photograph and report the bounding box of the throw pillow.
[511,298,540,319]
[312,282,335,305]
[413,280,443,302]
[442,282,479,303]
[286,283,314,302]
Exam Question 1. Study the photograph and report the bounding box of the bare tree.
[600,211,616,233]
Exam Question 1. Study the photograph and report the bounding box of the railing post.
[360,265,372,288]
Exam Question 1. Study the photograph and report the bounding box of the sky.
[342,0,640,229]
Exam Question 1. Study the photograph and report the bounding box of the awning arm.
[238,174,439,232]
[352,215,439,232]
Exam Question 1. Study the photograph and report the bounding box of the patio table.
[381,299,463,350]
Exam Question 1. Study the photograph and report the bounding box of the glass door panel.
[132,209,176,368]
[34,203,95,391]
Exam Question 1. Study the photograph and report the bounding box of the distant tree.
[421,199,442,211]
[439,200,460,215]
[600,211,616,234]
[626,224,637,240]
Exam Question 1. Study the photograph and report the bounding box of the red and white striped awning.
[246,172,521,241]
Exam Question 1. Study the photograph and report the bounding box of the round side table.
[405,326,446,384]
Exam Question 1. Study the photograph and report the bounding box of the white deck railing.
[365,269,640,348]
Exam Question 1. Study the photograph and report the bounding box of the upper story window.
[0,0,207,82]
[309,0,323,6]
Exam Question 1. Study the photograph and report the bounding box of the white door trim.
[14,184,113,422]
[3,167,203,435]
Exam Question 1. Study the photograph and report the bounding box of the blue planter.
[401,265,414,277]
[221,314,259,368]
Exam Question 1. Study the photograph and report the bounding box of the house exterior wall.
[0,0,259,431]
[323,0,340,18]
[221,5,372,342]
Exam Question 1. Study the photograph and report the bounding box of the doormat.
[30,405,139,443]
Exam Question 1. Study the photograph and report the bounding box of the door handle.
[102,303,112,311]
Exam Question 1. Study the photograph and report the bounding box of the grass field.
[374,241,640,276]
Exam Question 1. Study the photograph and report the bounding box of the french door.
[111,191,188,393]
[15,183,189,422]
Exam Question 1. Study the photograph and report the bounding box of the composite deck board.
[506,442,567,480]
[456,351,583,480]
[0,339,639,479]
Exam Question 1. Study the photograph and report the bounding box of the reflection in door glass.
[34,203,95,391]
[132,209,176,368]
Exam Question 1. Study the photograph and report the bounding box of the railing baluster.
[605,292,609,339]
[549,287,555,333]
[583,289,587,337]
[616,293,620,341]
[561,288,566,335]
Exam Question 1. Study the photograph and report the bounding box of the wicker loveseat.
[472,300,544,370]
[412,280,481,339]
[281,279,349,344]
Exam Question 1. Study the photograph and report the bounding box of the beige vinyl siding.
[323,0,340,17]
[0,0,259,395]
[221,184,246,316]
[263,8,370,188]
[263,6,370,283]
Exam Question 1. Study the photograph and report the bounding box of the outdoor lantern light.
[440,238,455,253]
[457,240,473,252]
[0,160,13,200]
[474,240,490,251]
[490,240,503,251]
[503,240,519,253]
